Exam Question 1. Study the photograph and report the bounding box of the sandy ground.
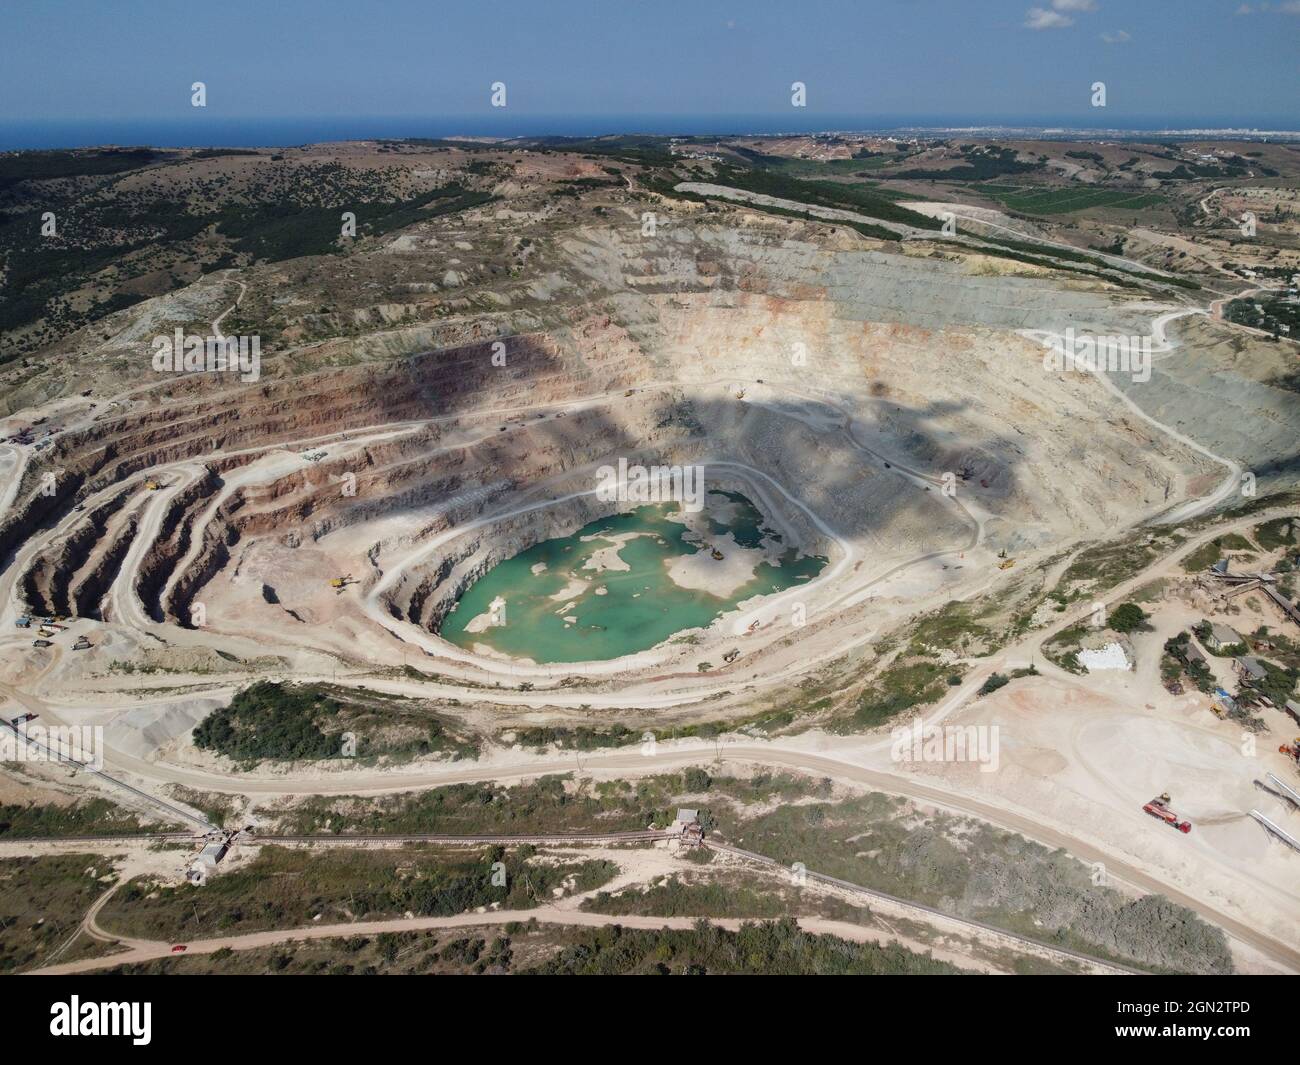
[894,670,1300,967]
[580,531,642,573]
[463,595,507,634]
[666,532,770,596]
[548,577,590,602]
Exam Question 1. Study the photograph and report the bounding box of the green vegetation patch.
[270,772,677,836]
[1060,526,1186,591]
[1254,518,1297,550]
[212,185,493,262]
[522,134,680,168]
[0,158,495,358]
[978,184,1165,215]
[0,798,166,838]
[0,148,170,190]
[267,769,826,838]
[1042,623,1088,675]
[1107,603,1151,633]
[510,724,644,751]
[526,916,965,975]
[1161,632,1215,695]
[506,697,812,751]
[709,794,1232,974]
[702,196,902,242]
[978,673,1010,697]
[972,233,1197,291]
[104,928,517,975]
[101,917,958,976]
[849,657,949,729]
[192,681,477,765]
[686,163,942,230]
[0,854,114,973]
[97,844,615,940]
[731,147,917,180]
[909,600,993,655]
[1243,657,1299,709]
[893,146,1043,182]
[1181,537,1245,574]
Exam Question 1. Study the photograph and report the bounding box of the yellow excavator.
[329,575,357,592]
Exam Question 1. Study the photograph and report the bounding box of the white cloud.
[1024,0,1100,29]
[1101,29,1131,43]
[1024,6,1074,29]
[1235,3,1254,12]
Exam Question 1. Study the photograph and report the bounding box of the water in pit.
[439,490,827,663]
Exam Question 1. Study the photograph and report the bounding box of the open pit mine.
[2,222,1221,690]
[2,136,1299,980]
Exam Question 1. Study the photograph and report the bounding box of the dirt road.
[27,907,954,975]
[34,881,1137,977]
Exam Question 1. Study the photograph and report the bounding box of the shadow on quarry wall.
[18,316,1290,631]
[343,374,1026,633]
[4,331,1028,627]
[4,211,1229,620]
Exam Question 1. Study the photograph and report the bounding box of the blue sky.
[1,0,1296,134]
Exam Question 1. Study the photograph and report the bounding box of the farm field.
[978,184,1167,214]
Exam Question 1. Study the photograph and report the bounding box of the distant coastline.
[4,115,1300,152]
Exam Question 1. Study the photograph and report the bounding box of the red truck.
[1143,793,1192,833]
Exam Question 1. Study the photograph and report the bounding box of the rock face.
[1111,315,1300,493]
[2,211,1225,665]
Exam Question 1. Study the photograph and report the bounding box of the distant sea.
[3,114,1299,151]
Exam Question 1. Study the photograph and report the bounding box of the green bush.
[193,681,338,761]
[978,673,1009,697]
[1107,603,1149,633]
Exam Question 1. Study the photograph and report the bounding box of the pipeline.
[1249,809,1300,853]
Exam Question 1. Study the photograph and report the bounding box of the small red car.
[170,944,188,953]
